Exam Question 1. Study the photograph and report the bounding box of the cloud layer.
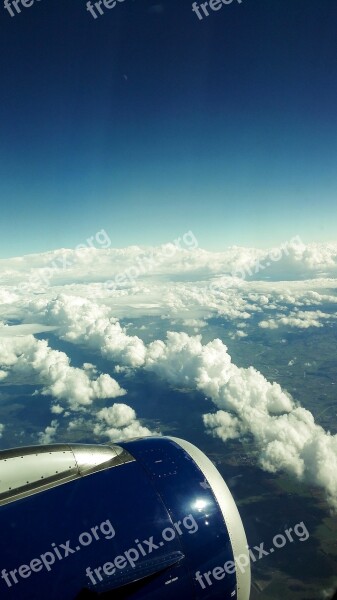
[1,240,337,508]
[21,293,337,509]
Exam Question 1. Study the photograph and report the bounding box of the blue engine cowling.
[0,436,250,599]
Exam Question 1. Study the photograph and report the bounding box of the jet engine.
[0,436,250,599]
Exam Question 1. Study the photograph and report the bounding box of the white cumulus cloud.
[0,335,126,411]
[93,403,153,441]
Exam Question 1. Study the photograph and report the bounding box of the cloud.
[181,318,207,330]
[51,404,64,414]
[1,240,337,329]
[65,404,154,442]
[38,419,59,444]
[40,295,147,368]
[0,335,126,411]
[1,239,337,296]
[0,324,57,336]
[0,289,19,304]
[228,330,248,339]
[0,333,154,442]
[259,310,337,330]
[93,404,153,442]
[0,424,4,438]
[203,411,243,441]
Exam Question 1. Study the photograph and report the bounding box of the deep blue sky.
[0,0,336,256]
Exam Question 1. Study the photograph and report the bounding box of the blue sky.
[0,0,336,256]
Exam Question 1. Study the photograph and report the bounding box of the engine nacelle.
[0,436,250,599]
